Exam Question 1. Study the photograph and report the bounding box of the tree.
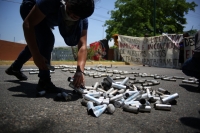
[104,0,197,39]
[187,29,198,36]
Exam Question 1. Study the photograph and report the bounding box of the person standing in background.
[182,30,200,90]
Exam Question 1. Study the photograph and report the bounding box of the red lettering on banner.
[120,43,125,48]
[126,43,128,48]
[119,43,122,48]
[120,42,140,50]
[123,43,126,48]
[154,44,157,49]
[148,44,153,50]
[122,43,125,48]
[136,45,139,49]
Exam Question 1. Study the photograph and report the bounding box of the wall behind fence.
[0,40,33,61]
[0,40,115,61]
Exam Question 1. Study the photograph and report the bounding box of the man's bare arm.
[77,30,87,72]
[73,30,87,87]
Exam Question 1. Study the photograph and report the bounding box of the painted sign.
[184,36,195,61]
[118,34,183,68]
[90,40,109,60]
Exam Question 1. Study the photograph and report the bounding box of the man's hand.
[73,71,85,88]
[33,54,48,70]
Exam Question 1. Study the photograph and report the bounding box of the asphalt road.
[0,65,200,133]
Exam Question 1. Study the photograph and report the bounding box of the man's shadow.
[179,84,200,93]
[180,117,200,131]
[5,80,81,102]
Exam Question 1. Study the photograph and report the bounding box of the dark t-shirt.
[36,0,88,46]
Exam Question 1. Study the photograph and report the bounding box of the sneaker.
[5,65,28,80]
[36,78,61,93]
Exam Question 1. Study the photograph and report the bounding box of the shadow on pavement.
[4,80,81,102]
[179,117,200,131]
[179,84,200,93]
[0,118,56,133]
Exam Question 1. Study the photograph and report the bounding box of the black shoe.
[5,65,28,80]
[36,78,61,93]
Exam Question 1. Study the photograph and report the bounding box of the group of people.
[5,0,200,92]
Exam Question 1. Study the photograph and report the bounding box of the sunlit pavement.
[0,65,200,133]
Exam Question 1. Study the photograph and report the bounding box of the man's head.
[66,0,95,19]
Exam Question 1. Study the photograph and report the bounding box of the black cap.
[67,0,94,19]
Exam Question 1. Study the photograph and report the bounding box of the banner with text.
[184,36,195,61]
[118,34,183,68]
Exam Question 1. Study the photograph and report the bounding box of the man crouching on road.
[5,0,95,93]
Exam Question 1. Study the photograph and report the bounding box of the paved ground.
[0,65,200,133]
